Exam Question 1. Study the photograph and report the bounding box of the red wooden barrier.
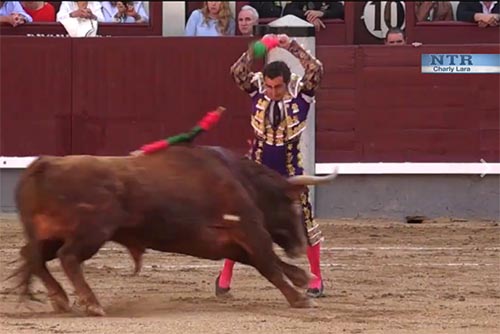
[316,44,499,162]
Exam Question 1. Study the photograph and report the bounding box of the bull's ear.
[286,184,308,201]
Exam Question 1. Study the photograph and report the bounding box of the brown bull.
[12,145,337,316]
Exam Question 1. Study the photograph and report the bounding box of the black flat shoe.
[306,282,325,298]
[215,274,231,297]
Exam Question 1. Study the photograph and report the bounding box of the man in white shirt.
[56,1,105,22]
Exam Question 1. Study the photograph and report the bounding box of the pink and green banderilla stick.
[133,106,225,155]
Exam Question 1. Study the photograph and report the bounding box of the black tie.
[273,102,281,127]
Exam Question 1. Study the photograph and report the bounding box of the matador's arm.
[230,48,258,94]
[285,39,324,94]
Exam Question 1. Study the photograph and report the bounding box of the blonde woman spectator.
[101,1,148,23]
[238,4,259,36]
[185,1,235,36]
[56,1,104,22]
[0,1,32,26]
[21,2,55,22]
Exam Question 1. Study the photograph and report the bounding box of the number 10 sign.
[362,1,406,39]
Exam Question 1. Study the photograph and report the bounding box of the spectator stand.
[405,1,500,44]
[0,2,162,36]
[235,1,353,45]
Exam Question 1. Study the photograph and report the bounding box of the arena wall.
[0,37,498,219]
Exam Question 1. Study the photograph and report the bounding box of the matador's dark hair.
[262,61,291,84]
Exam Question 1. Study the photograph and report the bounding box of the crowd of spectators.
[182,1,498,37]
[415,1,499,27]
[1,1,498,35]
[0,1,149,26]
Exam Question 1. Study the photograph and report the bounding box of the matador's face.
[264,76,287,101]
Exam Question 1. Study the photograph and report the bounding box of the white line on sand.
[86,262,496,271]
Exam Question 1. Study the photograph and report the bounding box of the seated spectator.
[101,1,148,23]
[56,1,104,22]
[238,4,259,36]
[457,1,499,27]
[21,2,55,22]
[283,1,344,31]
[0,1,32,26]
[384,27,423,47]
[384,27,406,45]
[248,1,285,18]
[415,1,453,22]
[185,1,235,36]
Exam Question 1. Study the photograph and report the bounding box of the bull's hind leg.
[27,241,71,312]
[14,241,71,313]
[57,234,109,316]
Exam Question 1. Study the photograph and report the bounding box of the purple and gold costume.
[230,40,324,246]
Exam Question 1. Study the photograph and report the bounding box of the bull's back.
[15,155,130,240]
[130,146,250,213]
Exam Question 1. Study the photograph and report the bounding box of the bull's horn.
[288,166,339,186]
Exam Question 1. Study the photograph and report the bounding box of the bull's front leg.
[255,253,315,308]
[278,259,310,289]
[111,232,146,276]
[241,227,315,308]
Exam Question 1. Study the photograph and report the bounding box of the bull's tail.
[4,242,41,303]
[7,157,51,301]
[5,221,43,303]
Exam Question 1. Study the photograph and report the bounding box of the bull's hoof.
[50,295,71,313]
[72,300,106,317]
[306,282,325,298]
[215,274,231,298]
[86,304,106,317]
[290,296,317,308]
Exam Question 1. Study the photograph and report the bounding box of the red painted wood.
[315,44,499,162]
[0,37,72,155]
[70,37,253,155]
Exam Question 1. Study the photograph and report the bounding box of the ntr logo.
[430,55,473,66]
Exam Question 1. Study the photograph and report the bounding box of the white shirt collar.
[480,1,498,14]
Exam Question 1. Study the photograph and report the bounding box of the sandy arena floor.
[0,214,498,334]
